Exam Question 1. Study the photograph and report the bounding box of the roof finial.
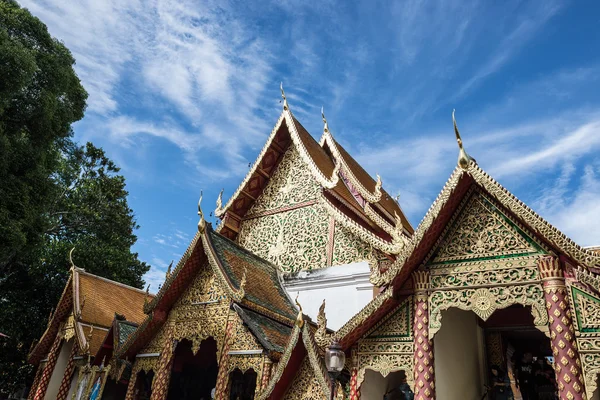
[374,174,382,197]
[166,261,173,279]
[232,267,247,302]
[321,106,329,133]
[315,299,331,347]
[280,82,288,111]
[69,247,76,270]
[453,109,472,170]
[294,292,304,328]
[198,191,206,232]
[216,188,224,211]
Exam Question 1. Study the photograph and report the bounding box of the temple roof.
[334,159,600,349]
[28,268,151,365]
[118,223,298,359]
[92,315,139,366]
[214,103,412,255]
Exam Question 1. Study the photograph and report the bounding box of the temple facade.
[27,89,600,400]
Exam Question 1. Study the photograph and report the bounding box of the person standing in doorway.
[516,353,537,400]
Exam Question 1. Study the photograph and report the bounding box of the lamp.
[325,340,345,400]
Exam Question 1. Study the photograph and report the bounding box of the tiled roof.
[292,116,336,179]
[207,228,297,322]
[77,271,149,327]
[116,320,138,348]
[233,304,292,353]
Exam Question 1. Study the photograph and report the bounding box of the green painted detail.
[571,285,600,333]
[367,300,411,340]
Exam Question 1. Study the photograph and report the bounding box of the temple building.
[27,263,150,400]
[27,88,600,400]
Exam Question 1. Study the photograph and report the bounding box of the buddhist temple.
[27,89,600,400]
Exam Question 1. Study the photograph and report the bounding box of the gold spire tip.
[280,82,288,110]
[452,109,472,170]
[198,190,206,232]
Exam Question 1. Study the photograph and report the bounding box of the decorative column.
[27,363,45,400]
[260,358,273,390]
[349,347,360,400]
[33,335,63,400]
[214,318,235,400]
[538,255,586,400]
[56,342,79,400]
[412,270,435,400]
[150,325,176,400]
[124,365,138,400]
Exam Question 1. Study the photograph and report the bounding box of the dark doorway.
[134,370,154,400]
[167,338,219,400]
[228,368,258,400]
[102,378,127,400]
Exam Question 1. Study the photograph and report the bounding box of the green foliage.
[0,1,150,392]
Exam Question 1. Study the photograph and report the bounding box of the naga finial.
[280,82,288,111]
[166,261,173,279]
[216,188,224,211]
[453,109,472,170]
[315,299,331,347]
[232,267,247,301]
[198,191,206,232]
[69,247,76,270]
[144,285,150,307]
[321,106,329,133]
[374,174,382,196]
[294,292,304,328]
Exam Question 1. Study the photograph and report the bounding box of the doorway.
[167,338,218,399]
[228,368,258,400]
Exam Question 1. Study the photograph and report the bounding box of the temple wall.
[434,309,485,400]
[45,339,73,400]
[284,261,373,330]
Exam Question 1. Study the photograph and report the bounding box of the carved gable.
[431,191,540,264]
[283,358,326,400]
[333,222,374,266]
[247,147,321,215]
[366,299,412,341]
[571,285,600,333]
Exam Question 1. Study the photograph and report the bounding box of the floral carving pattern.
[238,204,329,272]
[433,194,536,262]
[282,359,326,400]
[332,222,375,266]
[247,147,321,215]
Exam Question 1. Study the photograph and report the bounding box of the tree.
[0,1,150,392]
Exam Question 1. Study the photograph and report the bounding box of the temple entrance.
[360,370,411,400]
[167,338,218,400]
[434,306,557,400]
[228,368,258,400]
[133,370,154,400]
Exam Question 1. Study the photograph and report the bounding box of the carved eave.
[319,191,406,255]
[371,161,600,287]
[258,323,331,400]
[215,108,340,240]
[320,130,414,236]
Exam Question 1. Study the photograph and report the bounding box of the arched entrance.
[167,337,218,399]
[228,368,258,399]
[434,305,557,400]
[133,370,154,400]
[360,369,410,400]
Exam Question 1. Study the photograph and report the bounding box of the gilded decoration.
[356,354,414,389]
[229,314,262,352]
[283,358,327,400]
[60,314,75,342]
[332,222,376,266]
[238,204,329,272]
[258,325,301,400]
[582,353,600,400]
[432,192,538,263]
[364,299,412,342]
[227,354,264,382]
[246,147,321,215]
[570,285,600,333]
[429,284,548,338]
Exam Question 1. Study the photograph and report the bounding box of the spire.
[321,106,329,133]
[198,190,206,233]
[69,247,76,270]
[294,292,304,328]
[453,109,472,170]
[280,82,289,111]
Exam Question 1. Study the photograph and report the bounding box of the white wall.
[434,309,485,400]
[360,369,407,400]
[45,339,73,400]
[283,262,373,330]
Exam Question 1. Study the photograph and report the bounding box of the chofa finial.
[453,109,472,170]
[166,261,173,279]
[321,106,329,133]
[294,292,304,328]
[198,191,206,232]
[69,247,76,270]
[216,188,224,211]
[280,82,288,111]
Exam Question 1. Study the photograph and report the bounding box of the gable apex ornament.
[321,106,329,133]
[294,292,304,328]
[280,82,289,111]
[198,190,206,233]
[69,247,76,271]
[453,109,473,170]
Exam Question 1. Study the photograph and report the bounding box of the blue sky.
[20,0,600,291]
